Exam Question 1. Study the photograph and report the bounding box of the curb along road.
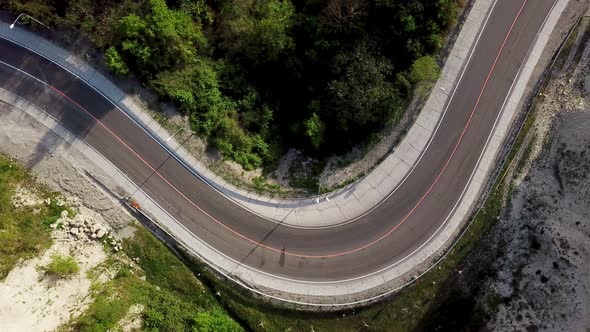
[0,0,495,229]
[0,0,565,306]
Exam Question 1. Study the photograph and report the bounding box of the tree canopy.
[110,0,207,75]
[325,44,402,136]
[7,0,461,169]
[219,0,295,63]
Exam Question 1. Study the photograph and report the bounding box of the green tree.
[152,61,235,136]
[152,59,271,170]
[179,0,214,24]
[401,15,416,32]
[325,44,402,134]
[151,58,224,126]
[111,0,207,75]
[219,0,295,63]
[304,112,325,149]
[319,0,368,34]
[104,47,130,75]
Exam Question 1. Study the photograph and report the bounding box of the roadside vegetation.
[0,153,242,331]
[1,0,459,171]
[0,154,69,280]
[181,14,583,329]
[197,151,514,331]
[71,227,243,331]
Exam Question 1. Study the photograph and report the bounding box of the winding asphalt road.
[0,0,555,283]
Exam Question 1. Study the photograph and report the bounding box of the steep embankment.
[0,104,243,331]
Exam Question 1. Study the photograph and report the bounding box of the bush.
[111,0,207,75]
[44,253,79,278]
[409,55,440,84]
[251,176,280,193]
[304,112,325,149]
[151,59,224,119]
[76,296,127,331]
[195,309,242,332]
[219,0,295,63]
[104,47,130,75]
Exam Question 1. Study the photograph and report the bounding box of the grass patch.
[123,227,217,306]
[70,227,243,331]
[251,176,281,195]
[0,154,74,280]
[553,25,579,69]
[323,175,361,194]
[43,253,79,278]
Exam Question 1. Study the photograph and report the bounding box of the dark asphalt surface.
[0,0,555,282]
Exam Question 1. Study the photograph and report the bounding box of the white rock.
[60,210,69,218]
[70,227,80,235]
[96,229,107,239]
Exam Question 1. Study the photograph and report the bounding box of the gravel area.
[486,18,590,330]
[489,112,590,331]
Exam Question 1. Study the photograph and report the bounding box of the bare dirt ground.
[0,103,138,331]
[0,104,133,232]
[0,229,106,332]
[0,178,123,331]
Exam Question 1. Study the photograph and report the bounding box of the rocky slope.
[488,111,590,331]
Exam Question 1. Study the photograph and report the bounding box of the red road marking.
[46,0,528,259]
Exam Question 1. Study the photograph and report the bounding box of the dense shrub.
[219,0,295,63]
[104,47,130,75]
[111,0,207,75]
[409,56,440,84]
